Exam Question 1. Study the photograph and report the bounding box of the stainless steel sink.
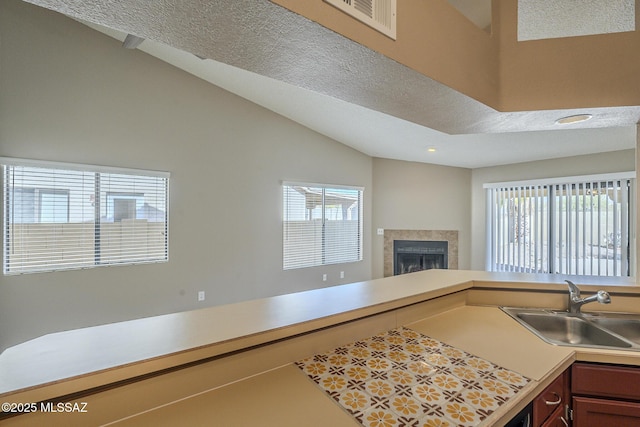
[590,317,640,345]
[501,307,640,350]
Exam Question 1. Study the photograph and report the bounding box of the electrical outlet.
[322,274,327,281]
[198,291,205,301]
[340,271,345,279]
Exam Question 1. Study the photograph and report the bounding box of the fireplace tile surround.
[383,230,458,277]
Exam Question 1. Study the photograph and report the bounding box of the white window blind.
[485,173,635,277]
[283,182,363,270]
[2,158,169,275]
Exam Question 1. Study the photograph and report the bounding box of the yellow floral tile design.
[295,327,530,426]
[322,375,347,391]
[419,417,454,427]
[328,354,350,366]
[346,366,370,381]
[340,390,370,412]
[445,402,480,425]
[366,379,395,398]
[391,395,421,417]
[364,409,397,427]
[432,374,461,391]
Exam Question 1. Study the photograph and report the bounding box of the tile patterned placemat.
[295,327,530,427]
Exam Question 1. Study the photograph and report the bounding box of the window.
[2,158,169,274]
[485,173,635,277]
[283,182,363,270]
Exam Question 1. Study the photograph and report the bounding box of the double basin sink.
[501,307,640,350]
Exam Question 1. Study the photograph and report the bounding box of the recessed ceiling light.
[555,114,593,125]
[427,147,437,152]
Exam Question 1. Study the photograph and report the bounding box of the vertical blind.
[283,182,363,270]
[2,158,169,274]
[485,173,635,277]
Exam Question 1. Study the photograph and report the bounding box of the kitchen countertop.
[105,305,639,426]
[1,270,639,425]
[5,269,616,399]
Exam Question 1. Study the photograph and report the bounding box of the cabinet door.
[573,396,640,427]
[540,405,568,427]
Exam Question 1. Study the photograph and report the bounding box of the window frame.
[282,181,364,270]
[484,172,636,277]
[2,157,170,275]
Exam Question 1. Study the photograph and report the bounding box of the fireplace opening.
[393,240,448,275]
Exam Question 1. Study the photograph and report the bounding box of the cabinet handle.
[560,416,568,427]
[544,392,562,406]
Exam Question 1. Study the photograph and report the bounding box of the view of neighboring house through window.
[485,173,635,277]
[9,188,70,223]
[283,182,363,270]
[2,158,169,274]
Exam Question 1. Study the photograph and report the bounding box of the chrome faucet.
[565,280,611,314]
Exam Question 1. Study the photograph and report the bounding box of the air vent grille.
[325,0,396,40]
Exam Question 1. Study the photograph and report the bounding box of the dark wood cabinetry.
[571,362,640,427]
[534,368,569,427]
[540,405,569,427]
[572,396,640,426]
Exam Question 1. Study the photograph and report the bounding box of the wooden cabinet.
[571,362,640,427]
[572,396,640,426]
[534,369,569,427]
[541,405,568,427]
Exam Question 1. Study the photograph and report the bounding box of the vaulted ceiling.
[21,0,640,168]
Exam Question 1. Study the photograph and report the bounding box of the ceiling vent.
[325,0,396,40]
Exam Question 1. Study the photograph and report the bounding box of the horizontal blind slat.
[283,183,363,270]
[3,161,169,275]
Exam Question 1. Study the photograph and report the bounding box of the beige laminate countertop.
[105,305,640,426]
[5,269,612,399]
[106,305,568,426]
[1,269,639,425]
[0,269,480,399]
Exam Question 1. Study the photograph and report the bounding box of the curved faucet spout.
[565,280,581,298]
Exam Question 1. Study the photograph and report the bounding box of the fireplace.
[383,230,458,277]
[394,240,448,275]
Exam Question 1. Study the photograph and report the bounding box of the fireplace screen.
[393,240,448,275]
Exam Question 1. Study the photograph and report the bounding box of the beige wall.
[496,0,640,111]
[470,149,637,270]
[275,0,640,112]
[371,158,471,279]
[0,1,373,350]
[272,0,498,107]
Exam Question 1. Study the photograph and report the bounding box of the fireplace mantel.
[383,230,458,277]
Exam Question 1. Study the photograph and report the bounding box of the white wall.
[371,158,472,278]
[0,1,372,350]
[470,149,637,270]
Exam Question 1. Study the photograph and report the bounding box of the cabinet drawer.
[572,363,640,401]
[533,371,567,426]
[573,396,640,427]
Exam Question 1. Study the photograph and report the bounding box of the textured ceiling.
[22,0,640,168]
[518,0,635,41]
